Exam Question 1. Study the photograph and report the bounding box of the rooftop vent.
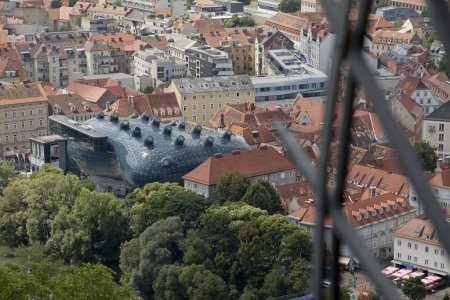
[163,125,172,135]
[192,125,202,135]
[140,111,150,121]
[161,158,170,167]
[214,153,223,158]
[129,113,137,118]
[132,126,141,137]
[110,112,119,122]
[204,136,214,147]
[144,136,154,147]
[175,135,185,146]
[120,120,130,130]
[152,117,161,127]
[178,121,186,130]
[97,112,105,119]
[222,130,232,140]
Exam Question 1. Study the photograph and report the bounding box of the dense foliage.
[224,15,256,28]
[0,164,312,299]
[401,277,427,300]
[278,0,300,13]
[413,140,438,172]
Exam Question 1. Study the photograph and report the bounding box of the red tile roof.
[182,146,296,185]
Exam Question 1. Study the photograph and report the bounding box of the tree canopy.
[0,262,140,300]
[278,0,300,13]
[0,159,15,195]
[401,277,427,300]
[224,15,256,28]
[213,172,251,205]
[414,140,438,172]
[241,181,282,214]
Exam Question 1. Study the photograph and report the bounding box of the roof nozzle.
[151,117,161,127]
[132,126,141,137]
[163,125,172,135]
[204,136,214,147]
[192,125,202,135]
[129,113,137,118]
[144,136,154,147]
[178,122,186,130]
[140,111,150,121]
[175,135,185,146]
[110,112,119,122]
[222,130,232,140]
[120,120,130,130]
[97,112,105,119]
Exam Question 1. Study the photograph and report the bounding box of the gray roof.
[173,75,254,94]
[426,101,450,121]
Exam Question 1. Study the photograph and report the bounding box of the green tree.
[241,181,282,214]
[50,0,62,8]
[287,259,309,293]
[213,172,251,205]
[237,214,311,277]
[46,189,131,264]
[54,264,140,300]
[323,286,351,300]
[125,182,209,236]
[278,0,300,13]
[179,230,212,265]
[119,238,140,284]
[0,178,28,246]
[395,17,405,27]
[401,277,427,300]
[124,217,184,298]
[358,291,380,300]
[113,0,123,6]
[413,140,438,172]
[141,86,154,93]
[260,265,290,298]
[154,264,228,300]
[224,15,256,28]
[68,0,77,6]
[443,292,449,300]
[0,159,15,195]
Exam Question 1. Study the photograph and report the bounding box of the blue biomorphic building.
[49,113,249,194]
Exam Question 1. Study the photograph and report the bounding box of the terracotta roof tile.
[48,93,102,116]
[0,83,47,106]
[182,146,296,185]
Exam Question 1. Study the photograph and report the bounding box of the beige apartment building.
[0,83,49,158]
[167,75,255,127]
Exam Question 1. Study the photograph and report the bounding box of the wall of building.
[422,118,450,160]
[394,236,450,275]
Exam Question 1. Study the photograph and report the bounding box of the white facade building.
[393,213,450,276]
[288,192,417,260]
[422,100,450,161]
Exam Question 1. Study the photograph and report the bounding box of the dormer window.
[386,206,390,212]
[357,214,362,221]
[364,212,368,219]
[372,211,376,216]
[401,201,406,207]
[392,203,397,210]
[379,208,384,214]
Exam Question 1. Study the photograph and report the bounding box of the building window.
[39,119,43,127]
[39,109,43,115]
[13,134,17,141]
[193,115,197,122]
[439,144,444,152]
[408,242,411,248]
[183,105,187,111]
[21,134,25,141]
[442,263,445,269]
[193,96,197,100]
[21,121,24,129]
[397,252,401,258]
[193,105,197,111]
[202,115,206,122]
[13,123,16,129]
[210,103,214,110]
[414,257,417,262]
[442,250,445,256]
[425,259,429,265]
[439,134,444,142]
[202,104,206,110]
[407,255,411,261]
[426,247,429,253]
[12,111,16,118]
[4,123,8,130]
[414,244,418,250]
[29,120,33,128]
[4,112,7,118]
[435,249,439,255]
[435,262,438,268]
[439,124,445,131]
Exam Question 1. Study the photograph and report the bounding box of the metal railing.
[278,0,450,299]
